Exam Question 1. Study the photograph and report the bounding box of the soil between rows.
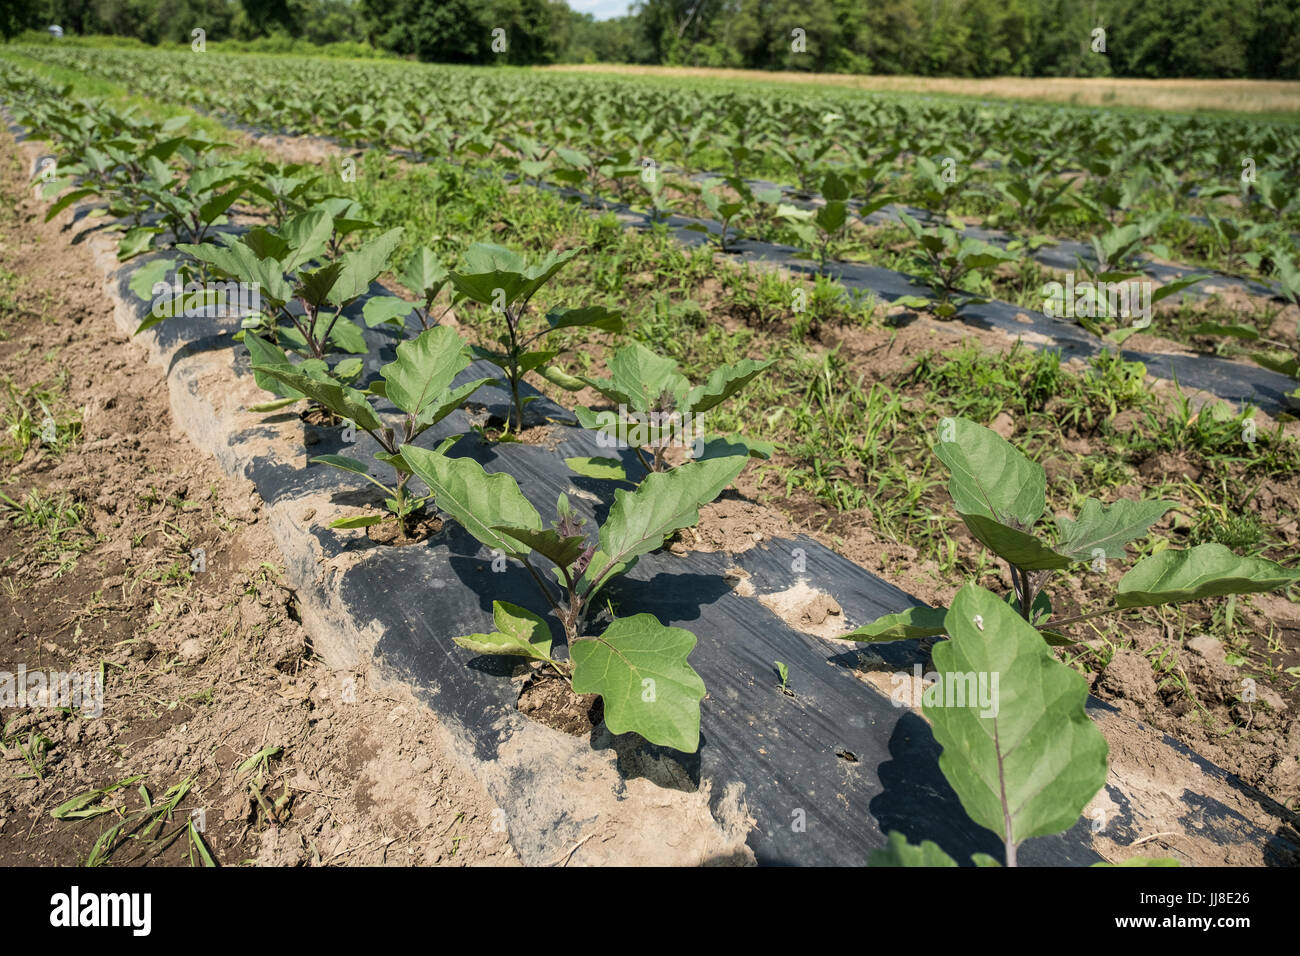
[0,133,517,867]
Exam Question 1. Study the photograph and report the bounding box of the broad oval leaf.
[928,584,1108,851]
[586,455,747,593]
[934,416,1045,528]
[570,614,706,753]
[251,364,384,433]
[1116,544,1300,609]
[454,601,554,662]
[845,605,948,642]
[401,444,541,557]
[380,325,472,419]
[959,511,1072,571]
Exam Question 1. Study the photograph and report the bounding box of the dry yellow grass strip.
[540,64,1300,115]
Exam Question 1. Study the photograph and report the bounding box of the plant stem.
[521,557,561,615]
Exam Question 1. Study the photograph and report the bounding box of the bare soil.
[0,134,516,867]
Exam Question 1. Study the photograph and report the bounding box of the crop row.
[4,57,1299,866]
[12,44,1299,394]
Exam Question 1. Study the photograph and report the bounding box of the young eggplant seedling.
[401,445,749,752]
[850,416,1300,644]
[448,242,623,436]
[252,326,492,533]
[565,341,773,483]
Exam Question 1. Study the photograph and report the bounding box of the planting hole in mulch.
[365,515,445,546]
[300,406,341,428]
[517,672,604,737]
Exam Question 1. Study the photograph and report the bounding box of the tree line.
[4,0,1297,78]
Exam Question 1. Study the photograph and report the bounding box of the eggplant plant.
[1190,250,1300,402]
[251,326,492,532]
[164,204,401,370]
[244,160,325,229]
[564,341,773,482]
[361,246,450,334]
[1059,217,1209,346]
[894,212,1019,318]
[686,178,749,253]
[400,447,750,752]
[780,171,893,275]
[849,417,1300,645]
[447,242,624,435]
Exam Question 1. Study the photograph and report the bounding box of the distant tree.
[0,0,40,40]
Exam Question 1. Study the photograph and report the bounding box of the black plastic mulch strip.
[728,172,1287,301]
[595,200,1298,415]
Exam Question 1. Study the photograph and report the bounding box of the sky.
[566,0,635,21]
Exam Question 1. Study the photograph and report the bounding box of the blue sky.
[567,0,634,20]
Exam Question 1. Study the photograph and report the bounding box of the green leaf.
[128,257,177,302]
[685,358,773,414]
[380,326,472,419]
[362,295,416,328]
[928,585,1108,852]
[251,365,384,433]
[868,831,959,867]
[1150,274,1210,305]
[545,305,624,334]
[491,527,588,569]
[539,364,586,391]
[310,454,372,476]
[412,376,493,433]
[570,614,706,753]
[958,511,1072,571]
[454,601,554,662]
[279,207,333,271]
[845,605,949,642]
[247,396,300,413]
[397,246,447,298]
[328,514,385,529]
[327,227,404,306]
[44,187,97,222]
[565,456,628,481]
[1249,350,1300,378]
[449,243,581,308]
[1187,321,1261,340]
[590,341,689,412]
[1055,498,1177,562]
[934,416,1045,528]
[1116,544,1300,609]
[584,455,747,593]
[696,434,774,462]
[244,334,301,398]
[401,445,541,557]
[198,184,244,225]
[118,226,161,260]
